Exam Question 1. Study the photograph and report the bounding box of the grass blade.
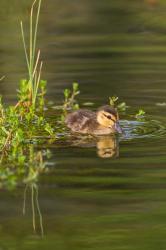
[33,0,42,65]
[20,21,30,72]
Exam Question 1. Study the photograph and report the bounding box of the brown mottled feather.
[65,109,98,134]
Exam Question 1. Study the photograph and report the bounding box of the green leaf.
[73,82,79,92]
[44,123,54,135]
[135,109,146,119]
[64,89,70,98]
[109,96,119,107]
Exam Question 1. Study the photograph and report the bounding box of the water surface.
[0,0,166,249]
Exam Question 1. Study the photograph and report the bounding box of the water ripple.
[120,119,166,140]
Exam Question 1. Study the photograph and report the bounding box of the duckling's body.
[66,109,111,135]
[65,105,122,135]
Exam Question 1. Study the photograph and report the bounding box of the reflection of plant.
[23,183,44,236]
[0,145,48,190]
[0,144,47,235]
[22,146,46,236]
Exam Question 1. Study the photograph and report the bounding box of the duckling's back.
[65,109,97,134]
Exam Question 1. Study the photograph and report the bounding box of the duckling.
[65,105,122,135]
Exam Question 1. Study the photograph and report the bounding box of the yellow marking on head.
[97,110,118,128]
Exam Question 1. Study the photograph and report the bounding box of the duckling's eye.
[103,114,112,120]
[106,115,112,120]
[103,113,116,122]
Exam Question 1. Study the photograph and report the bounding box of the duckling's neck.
[93,125,114,135]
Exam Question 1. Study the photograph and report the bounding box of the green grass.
[20,0,42,108]
[0,0,54,190]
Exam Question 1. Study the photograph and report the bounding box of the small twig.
[0,130,13,163]
[2,130,12,152]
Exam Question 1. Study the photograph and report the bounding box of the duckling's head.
[97,105,122,133]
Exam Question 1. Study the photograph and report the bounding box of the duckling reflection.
[97,136,119,158]
[70,135,119,158]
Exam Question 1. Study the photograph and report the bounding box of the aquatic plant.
[0,0,54,191]
[59,82,80,123]
[109,96,147,121]
[20,0,43,108]
[135,109,146,121]
[109,96,128,112]
[0,88,54,165]
[63,82,80,111]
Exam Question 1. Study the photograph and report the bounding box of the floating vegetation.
[156,102,166,107]
[82,102,95,107]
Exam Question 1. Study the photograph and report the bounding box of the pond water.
[1,0,166,249]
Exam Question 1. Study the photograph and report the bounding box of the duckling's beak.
[114,121,122,134]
